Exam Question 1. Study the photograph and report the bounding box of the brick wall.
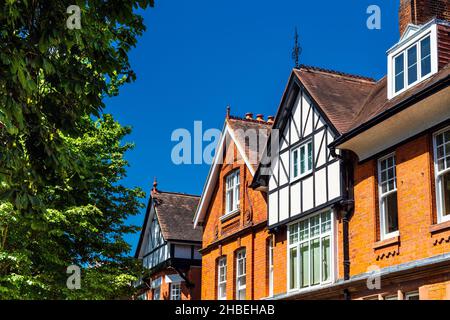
[399,0,450,36]
[350,133,450,277]
[200,139,270,300]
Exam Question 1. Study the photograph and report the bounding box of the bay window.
[288,211,333,291]
[434,127,450,223]
[225,170,240,214]
[235,249,246,300]
[217,257,227,300]
[292,140,313,179]
[378,154,399,239]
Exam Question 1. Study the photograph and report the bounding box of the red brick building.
[134,181,202,300]
[193,111,273,300]
[252,0,450,300]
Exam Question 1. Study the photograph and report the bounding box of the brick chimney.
[399,0,450,36]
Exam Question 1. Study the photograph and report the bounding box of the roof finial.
[292,27,302,69]
[152,177,158,194]
[226,105,231,119]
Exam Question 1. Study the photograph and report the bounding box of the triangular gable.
[193,121,259,228]
[400,24,421,41]
[135,198,165,258]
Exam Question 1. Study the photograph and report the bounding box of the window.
[434,128,450,223]
[292,140,313,179]
[217,257,227,300]
[405,291,419,300]
[378,154,399,239]
[288,211,332,291]
[384,294,398,300]
[391,34,434,96]
[153,287,160,300]
[268,239,274,297]
[225,170,240,214]
[136,293,147,300]
[235,249,246,300]
[170,283,181,300]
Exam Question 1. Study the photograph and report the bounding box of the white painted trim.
[193,122,257,228]
[387,23,438,99]
[286,208,335,294]
[433,125,450,224]
[377,152,400,240]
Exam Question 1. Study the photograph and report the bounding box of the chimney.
[151,177,158,196]
[267,116,274,124]
[399,0,450,36]
[245,112,253,120]
[256,114,264,121]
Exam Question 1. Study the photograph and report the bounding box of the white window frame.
[291,140,313,181]
[433,126,450,223]
[170,282,181,300]
[224,170,240,215]
[268,238,274,297]
[287,210,334,293]
[217,257,227,300]
[378,153,400,240]
[235,249,246,300]
[387,23,438,99]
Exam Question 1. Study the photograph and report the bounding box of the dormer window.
[387,21,438,99]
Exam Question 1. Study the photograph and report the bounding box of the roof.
[193,115,272,227]
[348,63,450,132]
[226,117,272,172]
[152,191,202,242]
[293,65,377,134]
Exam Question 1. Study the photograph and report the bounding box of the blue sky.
[104,0,400,253]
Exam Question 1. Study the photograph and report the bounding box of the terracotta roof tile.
[293,65,377,134]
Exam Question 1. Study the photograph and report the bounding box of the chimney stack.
[256,114,264,122]
[399,0,450,36]
[245,112,253,120]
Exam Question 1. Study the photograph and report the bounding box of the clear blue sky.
[104,0,400,253]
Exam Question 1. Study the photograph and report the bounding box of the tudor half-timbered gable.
[135,183,202,300]
[252,65,377,297]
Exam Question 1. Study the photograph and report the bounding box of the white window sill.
[220,209,240,222]
[380,231,399,241]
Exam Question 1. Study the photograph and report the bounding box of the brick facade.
[200,137,271,300]
[399,0,450,36]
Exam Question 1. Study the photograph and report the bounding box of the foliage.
[0,1,153,299]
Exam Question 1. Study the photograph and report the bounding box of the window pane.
[300,147,305,174]
[407,45,417,85]
[289,224,299,243]
[300,243,309,288]
[385,192,399,234]
[395,54,405,92]
[442,171,450,217]
[289,247,298,289]
[311,239,321,285]
[321,211,331,233]
[293,150,298,177]
[310,215,320,237]
[421,37,431,77]
[322,236,331,282]
[307,142,313,171]
[299,220,309,241]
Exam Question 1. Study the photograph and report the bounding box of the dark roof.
[349,63,450,131]
[227,117,272,172]
[293,65,377,134]
[152,191,202,242]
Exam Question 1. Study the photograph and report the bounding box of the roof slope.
[293,65,377,134]
[153,191,202,242]
[349,63,450,130]
[227,117,272,172]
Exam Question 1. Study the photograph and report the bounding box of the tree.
[0,1,153,298]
